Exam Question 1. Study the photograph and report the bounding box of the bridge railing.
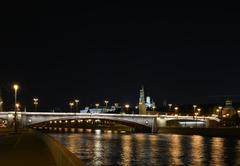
[158,115,220,122]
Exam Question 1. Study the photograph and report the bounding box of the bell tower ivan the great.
[139,86,146,114]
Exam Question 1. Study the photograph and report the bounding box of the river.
[50,130,240,166]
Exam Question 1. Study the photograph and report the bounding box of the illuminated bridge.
[0,112,220,132]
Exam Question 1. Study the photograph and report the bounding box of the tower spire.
[139,85,146,114]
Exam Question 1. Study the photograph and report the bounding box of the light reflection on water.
[169,135,183,165]
[50,131,240,166]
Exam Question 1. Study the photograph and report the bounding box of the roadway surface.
[0,129,56,166]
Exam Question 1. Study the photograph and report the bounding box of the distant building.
[222,99,237,117]
[138,86,156,114]
[145,96,156,109]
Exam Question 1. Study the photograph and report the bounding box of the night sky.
[1,4,240,110]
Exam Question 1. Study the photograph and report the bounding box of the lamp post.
[104,100,109,112]
[125,104,130,114]
[174,107,179,115]
[218,106,223,126]
[13,84,19,107]
[16,103,20,110]
[197,108,202,126]
[69,102,74,112]
[168,104,172,112]
[197,108,201,115]
[219,106,223,117]
[13,84,19,132]
[33,98,39,112]
[75,99,79,112]
[216,109,220,117]
[195,112,199,127]
[193,105,197,119]
[95,103,100,109]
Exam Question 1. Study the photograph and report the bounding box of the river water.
[50,130,240,166]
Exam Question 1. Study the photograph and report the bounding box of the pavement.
[0,129,56,166]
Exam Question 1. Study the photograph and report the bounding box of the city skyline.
[1,6,240,109]
[1,4,240,166]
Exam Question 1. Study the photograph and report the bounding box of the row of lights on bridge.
[49,119,102,124]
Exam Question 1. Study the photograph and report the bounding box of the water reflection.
[169,135,183,165]
[135,134,146,164]
[50,131,240,166]
[121,135,132,166]
[93,130,103,166]
[149,135,158,165]
[211,137,224,166]
[190,135,204,165]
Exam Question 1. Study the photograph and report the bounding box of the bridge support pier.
[151,118,158,133]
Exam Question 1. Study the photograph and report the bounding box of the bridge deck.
[0,129,56,166]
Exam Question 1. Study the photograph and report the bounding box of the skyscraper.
[139,86,146,114]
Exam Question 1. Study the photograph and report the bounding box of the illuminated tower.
[139,86,146,114]
[146,96,151,107]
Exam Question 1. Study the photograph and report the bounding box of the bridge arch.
[29,117,152,132]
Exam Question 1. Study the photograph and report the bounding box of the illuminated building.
[145,96,156,109]
[221,99,237,117]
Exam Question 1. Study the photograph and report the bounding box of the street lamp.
[197,108,201,115]
[13,84,19,106]
[13,84,19,132]
[216,109,220,117]
[174,107,179,115]
[33,98,39,112]
[95,103,100,109]
[104,100,109,112]
[195,112,199,127]
[75,99,79,112]
[218,106,223,122]
[168,104,172,112]
[69,102,74,112]
[125,104,130,114]
[193,105,197,118]
[16,103,20,110]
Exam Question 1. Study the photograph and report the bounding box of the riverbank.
[0,129,85,166]
[158,127,240,137]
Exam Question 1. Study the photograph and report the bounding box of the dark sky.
[1,4,240,110]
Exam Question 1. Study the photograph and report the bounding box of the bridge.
[0,112,220,132]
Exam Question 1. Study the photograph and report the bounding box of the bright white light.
[95,129,101,135]
[13,84,19,90]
